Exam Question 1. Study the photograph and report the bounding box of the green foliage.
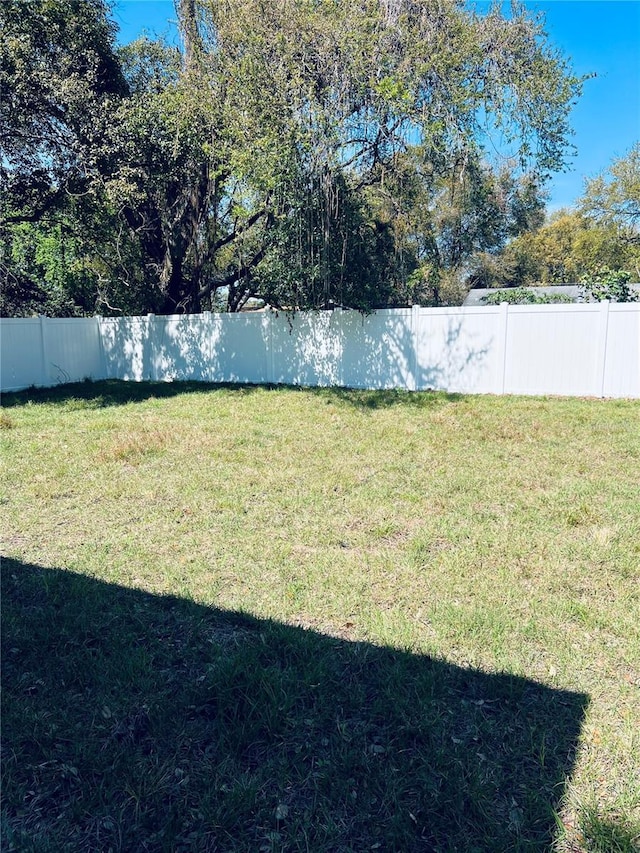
[579,267,638,303]
[2,0,584,314]
[0,0,149,316]
[487,209,637,289]
[0,199,155,317]
[482,287,573,305]
[486,146,640,290]
[0,0,126,219]
[580,143,640,244]
[251,166,416,311]
[1,222,83,317]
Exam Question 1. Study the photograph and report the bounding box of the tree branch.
[211,207,270,254]
[198,243,270,301]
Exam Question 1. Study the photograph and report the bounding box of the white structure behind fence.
[2,303,639,398]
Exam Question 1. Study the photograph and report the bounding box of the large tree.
[0,0,140,315]
[1,0,584,315]
[0,0,126,221]
[503,210,629,284]
[191,0,581,310]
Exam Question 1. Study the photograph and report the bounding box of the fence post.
[496,302,509,395]
[267,309,275,385]
[595,300,610,398]
[95,315,108,380]
[39,315,49,387]
[411,304,420,391]
[146,313,157,381]
[202,311,212,381]
[332,307,344,388]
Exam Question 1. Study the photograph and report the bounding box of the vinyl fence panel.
[41,318,105,386]
[503,304,604,397]
[269,310,341,387]
[340,309,415,390]
[100,315,156,381]
[414,307,501,394]
[0,318,46,391]
[601,304,640,398]
[208,312,271,385]
[0,316,104,391]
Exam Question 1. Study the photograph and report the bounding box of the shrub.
[482,287,573,305]
[579,267,638,302]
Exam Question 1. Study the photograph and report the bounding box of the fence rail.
[2,303,639,398]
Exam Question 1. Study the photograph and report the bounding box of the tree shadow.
[2,558,588,852]
[3,309,498,399]
[266,309,493,397]
[415,314,495,393]
[0,379,262,409]
[154,309,496,396]
[309,387,464,411]
[0,378,464,412]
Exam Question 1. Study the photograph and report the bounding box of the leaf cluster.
[579,267,638,303]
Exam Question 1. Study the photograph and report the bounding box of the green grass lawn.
[2,381,639,852]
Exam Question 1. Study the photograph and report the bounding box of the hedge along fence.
[1,302,639,398]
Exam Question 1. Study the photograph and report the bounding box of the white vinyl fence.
[2,303,639,398]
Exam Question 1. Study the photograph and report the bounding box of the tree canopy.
[580,143,640,247]
[481,145,640,289]
[1,0,585,315]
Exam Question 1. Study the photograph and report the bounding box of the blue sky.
[112,0,640,212]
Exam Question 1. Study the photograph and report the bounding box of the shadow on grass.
[0,379,259,409]
[2,558,588,852]
[0,380,464,412]
[309,387,464,411]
